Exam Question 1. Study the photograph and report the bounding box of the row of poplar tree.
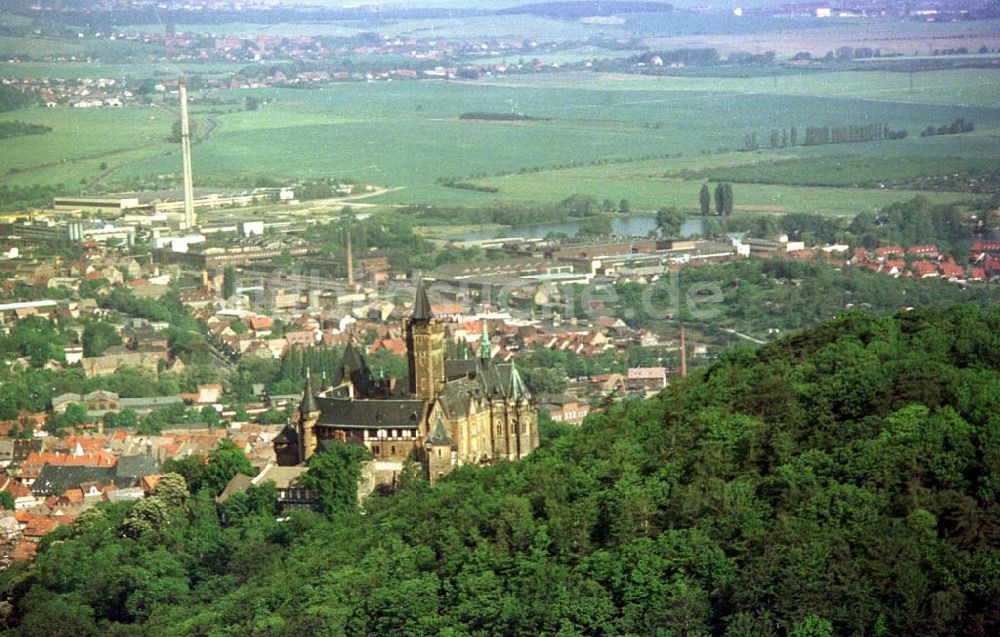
[699,182,734,216]
[744,123,907,150]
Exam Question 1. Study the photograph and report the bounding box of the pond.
[453,216,705,242]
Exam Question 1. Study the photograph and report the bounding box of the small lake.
[453,217,705,242]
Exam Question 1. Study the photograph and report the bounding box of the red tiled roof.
[19,451,117,479]
[874,245,904,258]
[11,540,36,562]
[368,338,407,357]
[939,260,966,278]
[971,241,1000,254]
[912,261,938,278]
[0,476,31,499]
[247,316,272,330]
[23,515,62,538]
[906,244,939,256]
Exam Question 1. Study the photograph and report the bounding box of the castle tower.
[298,369,320,461]
[405,281,445,403]
[425,412,456,485]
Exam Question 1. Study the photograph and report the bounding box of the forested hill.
[3,305,1000,636]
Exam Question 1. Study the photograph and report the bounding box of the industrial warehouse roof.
[0,300,59,311]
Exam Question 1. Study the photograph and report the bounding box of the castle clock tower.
[405,281,445,403]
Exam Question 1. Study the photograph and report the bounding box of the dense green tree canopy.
[2,305,998,636]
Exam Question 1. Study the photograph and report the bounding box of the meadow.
[0,60,244,80]
[371,168,969,215]
[699,155,999,189]
[1,66,997,217]
[0,107,173,188]
[479,68,1000,108]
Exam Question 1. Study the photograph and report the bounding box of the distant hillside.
[499,1,675,18]
[3,304,998,635]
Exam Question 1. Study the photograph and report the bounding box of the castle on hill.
[274,282,539,483]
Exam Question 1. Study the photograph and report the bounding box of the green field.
[480,69,1000,107]
[698,155,999,188]
[0,107,174,188]
[0,60,243,80]
[1,66,998,214]
[368,167,968,215]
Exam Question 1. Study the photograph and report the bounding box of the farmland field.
[642,17,1000,56]
[697,156,999,189]
[2,66,998,216]
[367,167,969,215]
[0,60,244,80]
[478,69,1000,107]
[0,107,174,188]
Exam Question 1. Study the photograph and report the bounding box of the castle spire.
[300,367,317,414]
[509,357,528,401]
[412,280,433,322]
[427,411,455,447]
[479,319,492,360]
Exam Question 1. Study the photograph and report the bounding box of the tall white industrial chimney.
[178,76,196,229]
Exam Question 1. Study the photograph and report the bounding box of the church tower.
[405,281,445,403]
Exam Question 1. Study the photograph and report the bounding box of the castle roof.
[509,360,528,401]
[439,357,531,415]
[273,423,299,445]
[438,377,477,419]
[411,281,433,321]
[333,341,373,395]
[427,413,455,447]
[315,397,425,429]
[300,373,318,414]
[445,359,478,381]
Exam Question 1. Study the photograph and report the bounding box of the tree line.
[743,123,907,151]
[920,117,974,137]
[0,120,51,140]
[0,84,36,112]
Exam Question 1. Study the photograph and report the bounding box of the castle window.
[437,449,442,458]
[391,445,396,455]
[368,429,377,438]
[373,445,380,454]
